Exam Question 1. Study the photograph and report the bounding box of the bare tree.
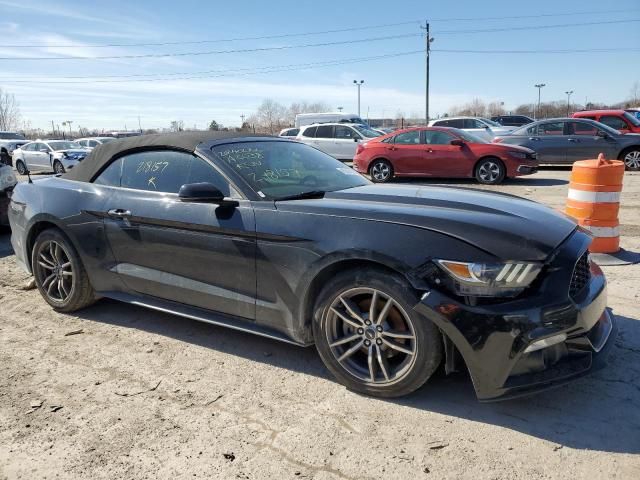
[249,99,288,134]
[286,101,332,125]
[0,88,21,131]
[169,120,184,132]
[628,81,640,107]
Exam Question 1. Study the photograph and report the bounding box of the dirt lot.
[1,169,639,479]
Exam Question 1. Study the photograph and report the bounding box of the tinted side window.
[315,125,334,138]
[394,131,420,144]
[600,116,627,130]
[570,122,599,136]
[463,119,483,129]
[537,122,565,135]
[424,130,455,145]
[447,119,464,128]
[94,157,123,186]
[302,126,317,138]
[335,125,356,139]
[187,156,234,197]
[433,120,449,127]
[89,140,99,147]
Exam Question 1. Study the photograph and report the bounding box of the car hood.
[279,184,577,261]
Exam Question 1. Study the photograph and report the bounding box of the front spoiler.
[414,264,615,401]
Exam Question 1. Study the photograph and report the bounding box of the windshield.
[450,128,489,143]
[479,118,502,127]
[0,132,25,140]
[208,141,369,200]
[48,141,82,150]
[352,124,381,138]
[623,112,640,127]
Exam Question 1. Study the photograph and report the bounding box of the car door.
[526,121,569,163]
[30,143,52,170]
[333,125,360,160]
[97,149,257,320]
[385,130,423,174]
[312,125,335,157]
[565,121,618,163]
[422,130,472,177]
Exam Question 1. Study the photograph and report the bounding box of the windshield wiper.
[275,190,326,201]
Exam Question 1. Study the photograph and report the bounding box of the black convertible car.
[8,132,615,400]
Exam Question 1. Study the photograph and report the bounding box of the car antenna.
[26,169,33,184]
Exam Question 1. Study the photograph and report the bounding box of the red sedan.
[353,127,539,184]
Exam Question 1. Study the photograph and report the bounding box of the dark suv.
[491,115,534,127]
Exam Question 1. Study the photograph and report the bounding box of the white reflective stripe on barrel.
[581,225,620,237]
[568,189,621,203]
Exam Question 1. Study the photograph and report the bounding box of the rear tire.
[475,157,506,184]
[369,159,393,183]
[15,160,27,175]
[312,268,442,397]
[620,148,640,171]
[53,160,65,174]
[32,228,95,312]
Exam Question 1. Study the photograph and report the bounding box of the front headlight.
[435,260,542,297]
[508,151,530,159]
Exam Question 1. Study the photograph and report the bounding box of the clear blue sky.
[0,0,638,131]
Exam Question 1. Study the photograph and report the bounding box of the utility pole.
[337,106,343,112]
[353,80,364,117]
[51,120,55,137]
[138,116,142,133]
[565,90,574,117]
[534,83,546,119]
[421,21,434,124]
[240,114,246,128]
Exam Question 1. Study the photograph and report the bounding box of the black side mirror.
[596,130,609,138]
[178,182,237,206]
[450,139,465,147]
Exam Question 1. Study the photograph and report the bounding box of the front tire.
[32,228,95,312]
[369,159,393,183]
[475,157,506,184]
[53,160,65,174]
[621,148,640,171]
[313,268,442,397]
[15,160,27,175]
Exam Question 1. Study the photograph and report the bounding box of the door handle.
[107,208,132,218]
[567,138,578,142]
[528,137,540,141]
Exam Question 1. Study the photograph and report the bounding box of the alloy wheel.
[36,241,74,302]
[16,161,27,175]
[478,161,501,183]
[624,150,640,169]
[54,161,65,174]
[325,287,417,385]
[371,161,391,182]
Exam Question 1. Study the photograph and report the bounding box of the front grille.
[569,251,591,297]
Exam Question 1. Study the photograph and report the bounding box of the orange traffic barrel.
[565,154,624,253]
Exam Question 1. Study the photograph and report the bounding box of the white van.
[295,112,365,128]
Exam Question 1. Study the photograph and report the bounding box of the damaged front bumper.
[414,233,616,401]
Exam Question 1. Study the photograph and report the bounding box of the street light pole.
[534,83,546,119]
[353,80,364,117]
[421,20,434,124]
[565,90,574,117]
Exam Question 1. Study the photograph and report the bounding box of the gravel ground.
[1,169,639,479]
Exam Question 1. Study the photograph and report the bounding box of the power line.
[0,33,422,61]
[3,8,635,49]
[0,50,425,84]
[435,18,640,34]
[3,46,636,85]
[429,8,638,22]
[433,47,640,54]
[2,20,420,48]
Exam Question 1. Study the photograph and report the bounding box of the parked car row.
[494,118,640,170]
[353,127,538,184]
[428,116,516,141]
